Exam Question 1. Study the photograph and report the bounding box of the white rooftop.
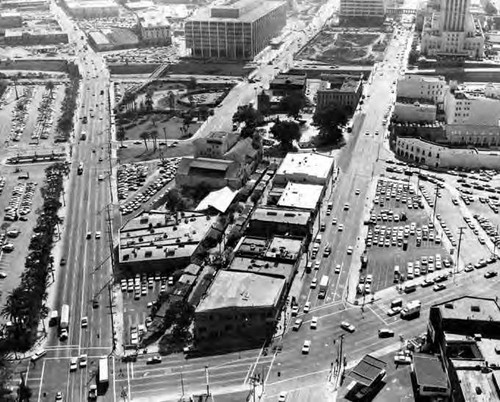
[277,182,323,210]
[275,152,334,182]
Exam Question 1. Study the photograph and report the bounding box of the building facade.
[4,29,68,45]
[138,11,172,45]
[65,0,120,19]
[393,101,437,123]
[339,0,386,18]
[395,136,500,169]
[185,0,286,60]
[421,0,484,59]
[175,157,244,190]
[194,131,239,159]
[444,87,500,126]
[268,73,307,97]
[396,74,447,105]
[316,73,363,113]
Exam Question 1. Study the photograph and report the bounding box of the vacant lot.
[298,30,389,65]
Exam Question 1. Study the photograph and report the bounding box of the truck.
[98,357,109,391]
[318,275,329,299]
[400,300,421,319]
[59,304,69,340]
[49,310,59,327]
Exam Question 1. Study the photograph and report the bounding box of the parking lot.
[121,272,174,346]
[360,177,451,294]
[118,158,179,216]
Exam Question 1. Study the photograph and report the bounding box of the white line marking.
[36,361,45,402]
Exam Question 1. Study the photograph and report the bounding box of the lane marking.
[36,360,45,402]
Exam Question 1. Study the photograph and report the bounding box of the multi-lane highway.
[19,3,116,401]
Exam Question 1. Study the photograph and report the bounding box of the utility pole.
[180,369,185,397]
[432,183,439,224]
[205,365,211,397]
[456,226,466,277]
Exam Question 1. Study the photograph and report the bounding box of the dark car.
[484,271,498,279]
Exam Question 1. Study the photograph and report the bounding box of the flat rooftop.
[347,354,387,387]
[196,270,286,312]
[277,182,323,210]
[235,235,303,261]
[434,296,500,323]
[413,354,449,390]
[188,0,285,23]
[270,73,306,88]
[276,152,334,182]
[119,211,216,263]
[229,256,295,282]
[250,207,311,226]
[456,370,500,401]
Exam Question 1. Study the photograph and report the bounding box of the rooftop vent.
[145,250,152,258]
[471,305,480,312]
[444,303,454,309]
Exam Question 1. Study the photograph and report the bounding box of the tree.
[280,92,307,119]
[408,49,420,65]
[165,188,183,212]
[270,120,301,150]
[45,81,55,96]
[139,131,150,150]
[168,91,176,110]
[312,105,349,145]
[150,130,159,151]
[144,88,154,112]
[116,126,126,146]
[187,76,197,90]
[232,104,263,138]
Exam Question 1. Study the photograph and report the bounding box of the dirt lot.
[298,29,390,65]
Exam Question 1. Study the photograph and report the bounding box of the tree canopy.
[280,92,307,118]
[232,104,263,138]
[313,105,349,145]
[270,119,301,150]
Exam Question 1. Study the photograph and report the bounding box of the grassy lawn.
[119,114,202,142]
[117,141,194,164]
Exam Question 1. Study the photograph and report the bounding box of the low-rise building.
[395,136,500,169]
[412,354,450,399]
[274,152,335,186]
[176,157,244,190]
[65,0,120,19]
[247,206,313,238]
[194,131,239,159]
[316,73,363,113]
[88,31,114,51]
[396,74,447,105]
[137,10,172,46]
[194,270,286,348]
[344,354,387,400]
[426,296,500,401]
[4,28,68,45]
[276,182,324,211]
[268,73,307,97]
[0,0,48,10]
[118,211,216,273]
[339,0,386,19]
[393,100,437,123]
[0,11,22,29]
[230,235,304,285]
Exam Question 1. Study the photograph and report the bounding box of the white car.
[310,278,317,289]
[344,203,350,210]
[81,316,88,328]
[341,321,355,333]
[303,302,311,313]
[278,391,287,402]
[338,224,344,231]
[347,246,353,255]
[310,316,318,329]
[95,231,101,239]
[79,354,88,368]
[302,340,311,354]
[70,357,78,372]
[335,264,341,274]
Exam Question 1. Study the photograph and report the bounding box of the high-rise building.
[421,0,484,59]
[184,0,286,60]
[339,0,386,18]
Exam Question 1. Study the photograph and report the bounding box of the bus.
[59,304,70,341]
[98,357,109,389]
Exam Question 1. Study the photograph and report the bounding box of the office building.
[421,0,484,59]
[274,152,335,186]
[339,0,386,18]
[185,0,287,59]
[247,206,313,238]
[65,0,120,19]
[194,270,286,348]
[118,211,217,273]
[137,10,172,45]
[316,74,364,113]
[396,74,447,105]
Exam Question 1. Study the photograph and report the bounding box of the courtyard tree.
[270,119,301,150]
[168,91,176,110]
[150,130,159,151]
[313,104,349,145]
[45,80,55,96]
[187,76,197,90]
[139,131,150,150]
[144,88,154,112]
[232,104,263,138]
[280,92,307,119]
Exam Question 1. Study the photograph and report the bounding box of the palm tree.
[168,91,176,111]
[117,126,126,147]
[150,130,159,151]
[139,131,150,150]
[45,80,55,96]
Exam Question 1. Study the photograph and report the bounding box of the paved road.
[20,3,117,401]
